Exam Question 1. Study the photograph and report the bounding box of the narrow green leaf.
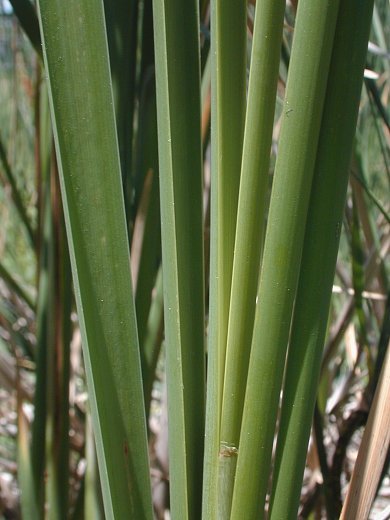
[270,2,375,515]
[152,0,205,517]
[231,1,341,516]
[202,0,246,516]
[37,1,153,518]
[218,2,285,513]
[211,0,247,389]
[142,267,164,415]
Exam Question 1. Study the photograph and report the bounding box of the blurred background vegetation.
[0,0,389,518]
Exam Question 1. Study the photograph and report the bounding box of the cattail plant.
[0,0,388,518]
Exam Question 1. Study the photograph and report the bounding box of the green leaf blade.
[218,2,286,514]
[203,0,247,516]
[37,1,153,518]
[270,0,376,516]
[231,0,341,516]
[152,0,205,517]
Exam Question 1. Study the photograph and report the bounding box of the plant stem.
[269,0,375,517]
[231,1,341,516]
[202,0,246,516]
[218,2,285,514]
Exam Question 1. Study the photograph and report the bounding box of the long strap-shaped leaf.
[152,1,205,518]
[218,2,286,514]
[37,2,153,518]
[270,0,375,517]
[211,0,246,404]
[231,0,340,517]
[203,0,247,517]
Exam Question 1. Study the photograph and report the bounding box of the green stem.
[269,0,375,517]
[218,2,285,514]
[202,0,246,516]
[231,1,341,517]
